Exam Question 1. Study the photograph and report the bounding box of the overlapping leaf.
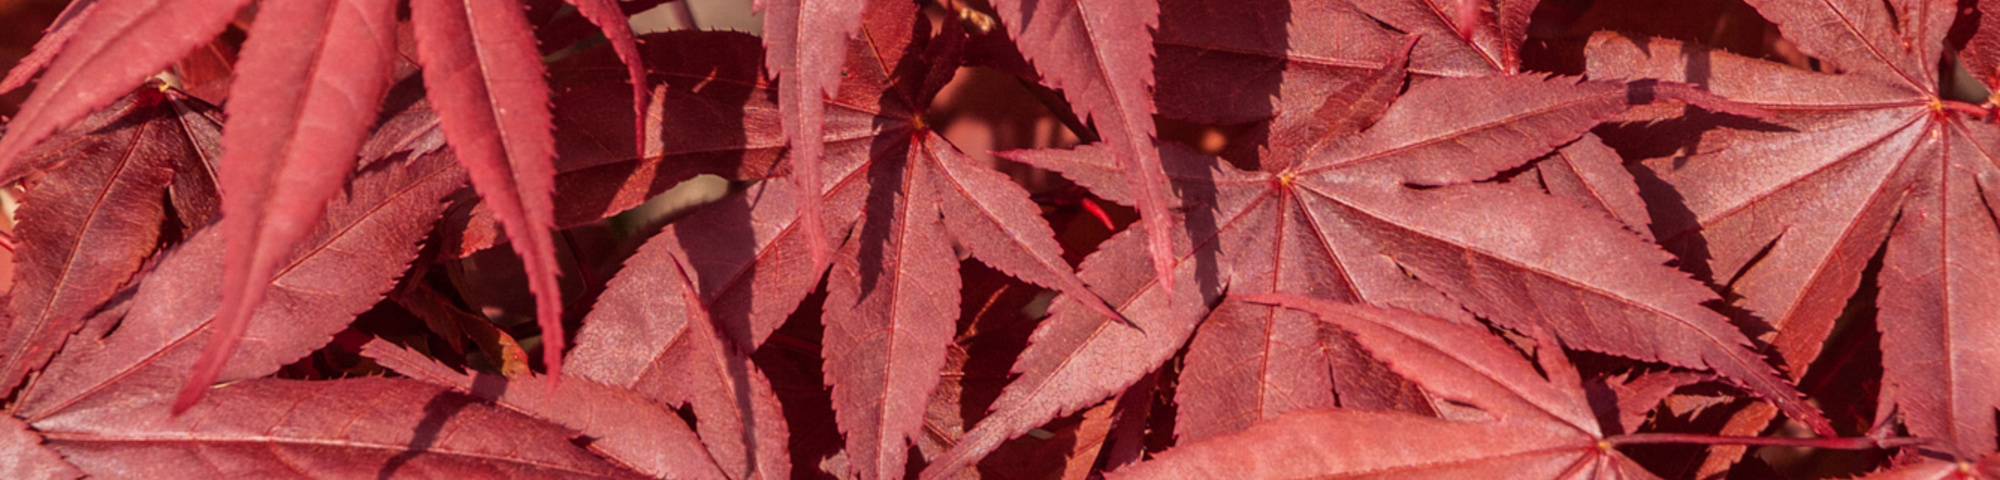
[1154,0,1651,234]
[596,1,1115,476]
[180,0,400,412]
[0,87,187,396]
[1584,0,2000,456]
[13,146,464,424]
[924,54,1825,475]
[1114,295,1660,479]
[409,0,569,385]
[988,0,1179,296]
[363,338,728,479]
[36,377,645,479]
[557,0,648,150]
[0,0,247,178]
[0,416,79,480]
[759,0,867,274]
[565,219,790,480]
[447,31,784,257]
[0,0,95,95]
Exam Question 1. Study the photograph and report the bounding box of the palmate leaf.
[1154,0,1652,235]
[988,0,1179,297]
[1114,295,1661,480]
[362,338,729,479]
[178,0,400,413]
[565,229,791,480]
[0,87,187,396]
[36,377,646,479]
[409,0,569,387]
[923,67,1828,477]
[12,146,463,425]
[629,8,1117,349]
[588,2,1115,476]
[1584,0,2000,456]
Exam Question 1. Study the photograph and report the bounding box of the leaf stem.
[1607,432,1939,450]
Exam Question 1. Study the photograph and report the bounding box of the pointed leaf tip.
[760,0,866,292]
[0,0,251,179]
[410,0,567,385]
[559,0,649,153]
[193,0,400,417]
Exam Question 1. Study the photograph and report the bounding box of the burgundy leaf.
[1585,371,1714,435]
[822,177,958,480]
[1514,134,1655,241]
[1585,0,1997,448]
[446,31,783,258]
[1853,453,2000,479]
[921,221,1217,479]
[161,93,226,234]
[558,0,649,152]
[1155,0,1651,232]
[1,87,181,396]
[0,416,81,480]
[951,71,1827,472]
[410,0,568,384]
[0,0,97,95]
[644,7,1122,475]
[988,0,1178,296]
[652,3,1115,365]
[1172,297,1340,443]
[1351,0,1539,75]
[363,338,729,479]
[1960,0,2000,93]
[179,0,400,413]
[13,151,464,423]
[36,377,646,479]
[567,230,791,480]
[1112,295,1659,479]
[759,0,868,275]
[0,0,248,179]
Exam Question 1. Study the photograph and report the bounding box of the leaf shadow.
[376,374,504,479]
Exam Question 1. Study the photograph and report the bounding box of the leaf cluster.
[0,0,1995,478]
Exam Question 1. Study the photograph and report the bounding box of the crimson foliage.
[0,0,1994,478]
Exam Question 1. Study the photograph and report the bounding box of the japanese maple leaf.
[0,0,649,411]
[446,30,785,258]
[1154,0,1653,236]
[922,41,1826,479]
[979,0,1180,297]
[1584,0,2000,458]
[0,416,80,479]
[563,234,792,480]
[596,1,1113,477]
[1854,452,2000,479]
[32,377,649,479]
[1116,294,1663,479]
[0,86,190,397]
[11,143,465,429]
[363,338,730,479]
[178,0,402,413]
[759,0,867,276]
[0,0,94,95]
